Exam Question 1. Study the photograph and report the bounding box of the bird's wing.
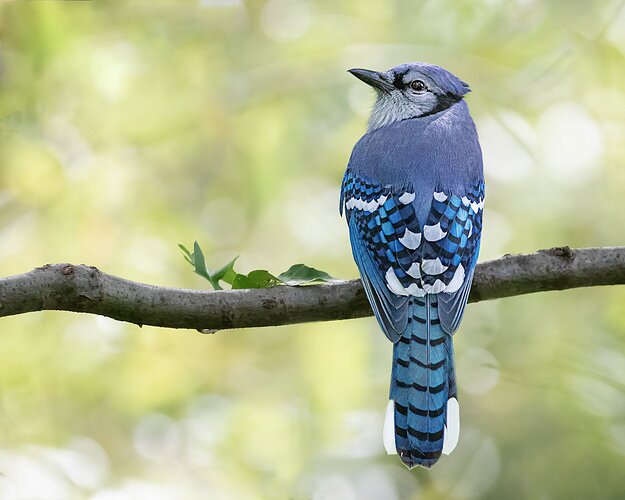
[341,172,484,340]
[341,172,413,342]
[425,182,484,334]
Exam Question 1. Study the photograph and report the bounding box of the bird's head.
[349,62,470,131]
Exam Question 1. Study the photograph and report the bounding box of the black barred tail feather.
[383,295,459,469]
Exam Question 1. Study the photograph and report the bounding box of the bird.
[340,62,484,469]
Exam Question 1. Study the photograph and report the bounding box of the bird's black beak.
[348,68,395,92]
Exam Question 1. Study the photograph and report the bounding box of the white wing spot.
[363,200,377,212]
[398,192,416,204]
[385,268,408,296]
[406,262,421,279]
[423,223,447,242]
[423,280,446,294]
[346,195,389,212]
[433,191,448,202]
[445,264,465,293]
[405,283,426,297]
[398,228,421,250]
[470,199,484,214]
[421,258,448,275]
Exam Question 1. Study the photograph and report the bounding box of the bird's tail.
[383,295,459,469]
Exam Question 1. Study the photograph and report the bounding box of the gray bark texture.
[0,246,623,331]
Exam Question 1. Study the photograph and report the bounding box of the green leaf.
[178,244,192,259]
[178,244,193,265]
[232,270,280,289]
[277,264,339,286]
[192,241,212,281]
[179,242,340,290]
[212,256,239,285]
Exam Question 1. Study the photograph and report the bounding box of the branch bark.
[0,246,623,331]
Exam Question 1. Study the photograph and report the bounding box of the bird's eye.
[409,80,427,92]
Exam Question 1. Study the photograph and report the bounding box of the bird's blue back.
[343,100,482,222]
[341,99,484,468]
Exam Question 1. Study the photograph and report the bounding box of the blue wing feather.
[437,183,484,334]
[349,217,409,342]
[439,266,475,334]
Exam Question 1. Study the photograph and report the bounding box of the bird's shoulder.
[346,101,482,190]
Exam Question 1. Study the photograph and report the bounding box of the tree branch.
[0,246,623,331]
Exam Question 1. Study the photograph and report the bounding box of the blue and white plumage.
[340,62,484,469]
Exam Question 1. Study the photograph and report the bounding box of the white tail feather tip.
[383,400,397,455]
[442,397,460,455]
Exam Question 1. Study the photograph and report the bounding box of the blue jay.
[340,63,484,469]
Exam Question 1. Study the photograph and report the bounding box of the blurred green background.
[1,1,625,498]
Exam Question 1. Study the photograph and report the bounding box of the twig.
[0,246,623,331]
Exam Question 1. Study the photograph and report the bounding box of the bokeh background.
[1,1,625,498]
